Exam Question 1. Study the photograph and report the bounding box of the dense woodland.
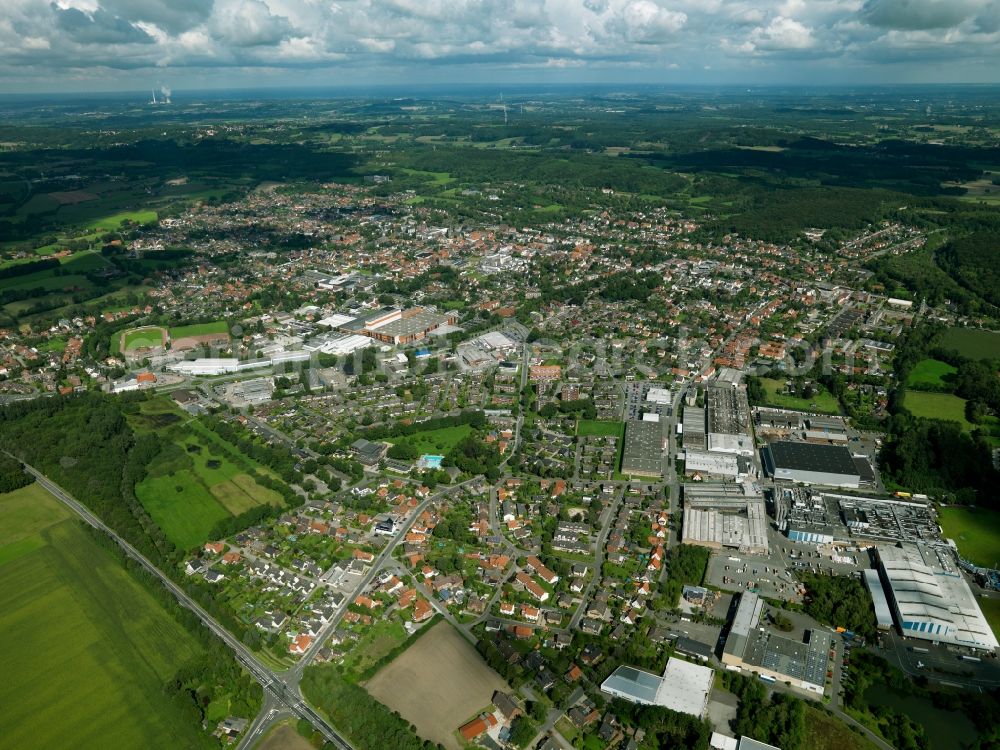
[881,324,1000,505]
[797,573,877,639]
[300,666,443,750]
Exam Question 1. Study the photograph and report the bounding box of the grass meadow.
[902,391,972,430]
[906,358,957,389]
[131,400,283,549]
[761,378,841,414]
[938,505,1000,568]
[944,327,1000,360]
[397,424,473,455]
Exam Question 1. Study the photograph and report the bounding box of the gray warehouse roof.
[765,441,859,476]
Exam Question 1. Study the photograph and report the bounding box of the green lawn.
[761,378,841,414]
[944,327,1000,360]
[576,419,625,437]
[906,358,957,389]
[136,471,231,549]
[169,320,230,339]
[902,391,972,430]
[85,210,158,231]
[395,424,473,455]
[938,506,1000,568]
[977,597,1000,641]
[121,326,167,351]
[0,486,206,750]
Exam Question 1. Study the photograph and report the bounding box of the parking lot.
[704,551,803,603]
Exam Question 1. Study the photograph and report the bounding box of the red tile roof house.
[412,598,433,623]
[459,713,498,742]
[526,555,559,584]
[289,634,313,655]
[204,541,225,555]
[515,572,549,602]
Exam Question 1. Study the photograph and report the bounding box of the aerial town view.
[2,3,1000,750]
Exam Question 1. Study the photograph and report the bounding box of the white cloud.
[0,0,997,89]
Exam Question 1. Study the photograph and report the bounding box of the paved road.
[17,462,352,750]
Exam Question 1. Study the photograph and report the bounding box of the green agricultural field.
[0,482,70,547]
[938,506,1000,568]
[577,419,625,438]
[761,378,841,414]
[398,424,473,455]
[120,325,167,352]
[85,210,158,231]
[169,320,230,339]
[902,391,972,430]
[944,327,1000,360]
[0,486,206,750]
[906,358,957,389]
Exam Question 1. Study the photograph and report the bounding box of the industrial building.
[683,449,751,480]
[327,306,456,345]
[762,441,862,488]
[682,406,707,450]
[601,657,713,717]
[872,544,999,651]
[681,483,769,555]
[721,592,831,696]
[775,489,939,547]
[706,385,754,456]
[620,420,663,478]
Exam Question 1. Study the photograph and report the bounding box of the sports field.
[397,425,473,455]
[902,391,972,430]
[169,320,230,339]
[365,621,509,750]
[761,378,841,414]
[577,419,625,437]
[938,506,1000,568]
[119,325,168,352]
[906,358,957,389]
[0,485,205,750]
[944,327,1000,360]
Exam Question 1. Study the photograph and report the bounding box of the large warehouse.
[873,544,999,651]
[601,657,714,717]
[621,419,664,478]
[762,441,861,488]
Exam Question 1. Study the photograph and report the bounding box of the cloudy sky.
[1,0,999,93]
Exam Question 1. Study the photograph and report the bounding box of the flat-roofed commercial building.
[874,544,999,651]
[601,657,713,717]
[721,592,831,696]
[682,483,768,554]
[683,406,707,450]
[762,441,861,488]
[621,419,663,478]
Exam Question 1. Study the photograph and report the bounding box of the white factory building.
[874,544,999,652]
